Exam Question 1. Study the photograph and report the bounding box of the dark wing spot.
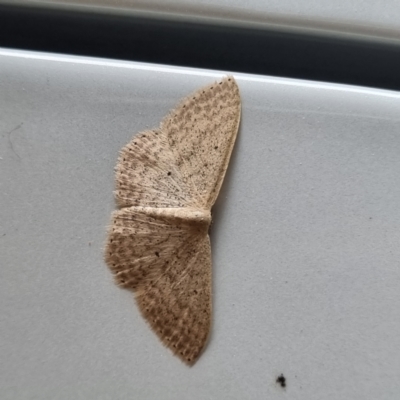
[167,171,171,176]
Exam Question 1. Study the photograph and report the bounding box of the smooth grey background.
[1,50,400,399]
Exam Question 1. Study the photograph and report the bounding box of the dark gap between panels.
[1,3,400,91]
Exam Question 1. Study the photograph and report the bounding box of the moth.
[105,76,241,364]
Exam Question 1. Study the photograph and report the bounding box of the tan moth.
[105,76,241,365]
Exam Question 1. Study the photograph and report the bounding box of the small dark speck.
[276,374,286,388]
[369,217,372,220]
[155,251,160,257]
[167,171,171,176]
[214,146,218,149]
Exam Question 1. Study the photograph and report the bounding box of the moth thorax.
[155,207,211,228]
[179,208,211,226]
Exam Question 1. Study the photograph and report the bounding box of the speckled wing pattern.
[105,76,241,365]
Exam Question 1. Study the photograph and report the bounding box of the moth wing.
[105,207,212,365]
[105,206,198,289]
[160,76,241,209]
[115,129,196,208]
[135,234,212,365]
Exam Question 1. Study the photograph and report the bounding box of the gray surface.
[7,0,400,40]
[1,49,400,399]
